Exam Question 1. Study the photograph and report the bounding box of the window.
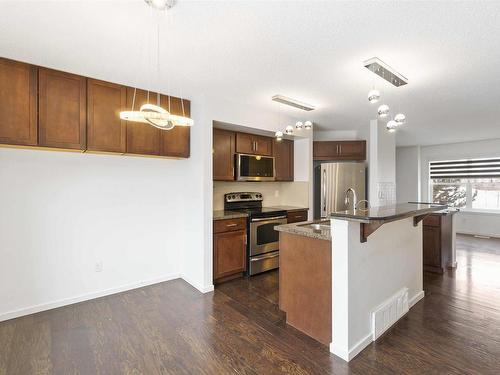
[429,158,500,211]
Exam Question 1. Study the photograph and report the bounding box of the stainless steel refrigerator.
[314,162,366,219]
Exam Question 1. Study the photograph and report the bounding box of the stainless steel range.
[224,192,287,275]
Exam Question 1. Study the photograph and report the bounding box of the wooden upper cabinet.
[235,132,272,156]
[125,88,160,155]
[0,58,37,146]
[86,79,126,153]
[313,140,366,161]
[159,95,190,158]
[38,68,86,150]
[274,139,294,181]
[213,128,235,181]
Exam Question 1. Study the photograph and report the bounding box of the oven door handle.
[251,215,287,222]
[251,253,280,262]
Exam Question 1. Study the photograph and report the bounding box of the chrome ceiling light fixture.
[377,104,390,118]
[395,113,406,126]
[368,89,380,104]
[295,121,303,130]
[275,131,283,141]
[120,0,193,129]
[304,120,313,130]
[386,120,397,133]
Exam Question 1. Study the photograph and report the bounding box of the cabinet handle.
[336,145,339,154]
[255,141,258,152]
[226,223,238,227]
[339,145,342,154]
[295,215,303,218]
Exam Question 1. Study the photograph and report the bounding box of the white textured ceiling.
[1,0,500,146]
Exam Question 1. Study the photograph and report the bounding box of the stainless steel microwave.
[236,154,275,181]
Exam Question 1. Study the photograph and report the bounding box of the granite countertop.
[267,206,309,212]
[275,220,331,241]
[213,210,248,221]
[330,203,448,223]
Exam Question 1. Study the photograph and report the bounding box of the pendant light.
[120,0,193,129]
[377,104,390,118]
[304,120,313,130]
[395,113,406,126]
[275,131,283,141]
[386,120,397,132]
[285,125,294,135]
[368,89,380,104]
[295,121,303,130]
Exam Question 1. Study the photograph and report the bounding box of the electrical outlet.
[95,261,103,273]
[274,190,280,198]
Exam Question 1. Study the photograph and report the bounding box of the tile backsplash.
[213,181,309,210]
[377,182,396,206]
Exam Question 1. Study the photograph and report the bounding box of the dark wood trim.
[360,221,384,243]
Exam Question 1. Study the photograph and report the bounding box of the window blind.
[430,158,500,179]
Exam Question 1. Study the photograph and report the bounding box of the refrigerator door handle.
[322,169,327,215]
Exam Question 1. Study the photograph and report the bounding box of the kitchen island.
[276,203,446,362]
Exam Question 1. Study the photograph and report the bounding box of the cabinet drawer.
[214,217,247,233]
[423,215,440,227]
[287,210,308,223]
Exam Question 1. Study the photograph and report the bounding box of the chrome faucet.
[344,188,357,211]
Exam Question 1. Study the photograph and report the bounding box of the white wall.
[0,148,188,320]
[330,217,423,361]
[396,146,421,203]
[368,119,396,206]
[396,138,500,238]
[313,130,360,141]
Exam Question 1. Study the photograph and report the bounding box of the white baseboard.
[0,273,180,323]
[330,333,373,362]
[408,290,425,308]
[181,275,214,294]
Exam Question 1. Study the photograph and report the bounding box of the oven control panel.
[225,192,263,203]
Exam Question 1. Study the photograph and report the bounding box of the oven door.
[237,154,275,182]
[249,216,287,256]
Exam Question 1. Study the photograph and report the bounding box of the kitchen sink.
[298,220,330,231]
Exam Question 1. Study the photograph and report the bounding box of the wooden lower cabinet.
[213,218,247,283]
[423,214,453,274]
[287,210,308,223]
[0,57,37,146]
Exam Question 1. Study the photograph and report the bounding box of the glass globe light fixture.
[377,104,390,118]
[386,120,397,133]
[395,113,406,126]
[275,131,283,141]
[368,89,380,104]
[285,125,294,135]
[295,121,303,130]
[304,120,313,130]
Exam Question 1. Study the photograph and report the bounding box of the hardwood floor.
[1,234,500,374]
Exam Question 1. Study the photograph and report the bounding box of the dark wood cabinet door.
[213,229,247,280]
[235,132,254,154]
[423,225,441,267]
[274,139,294,181]
[87,79,126,153]
[254,135,273,156]
[213,128,235,181]
[38,68,86,150]
[313,140,366,161]
[159,95,190,158]
[125,88,160,155]
[0,58,37,146]
[338,141,366,160]
[287,210,308,223]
